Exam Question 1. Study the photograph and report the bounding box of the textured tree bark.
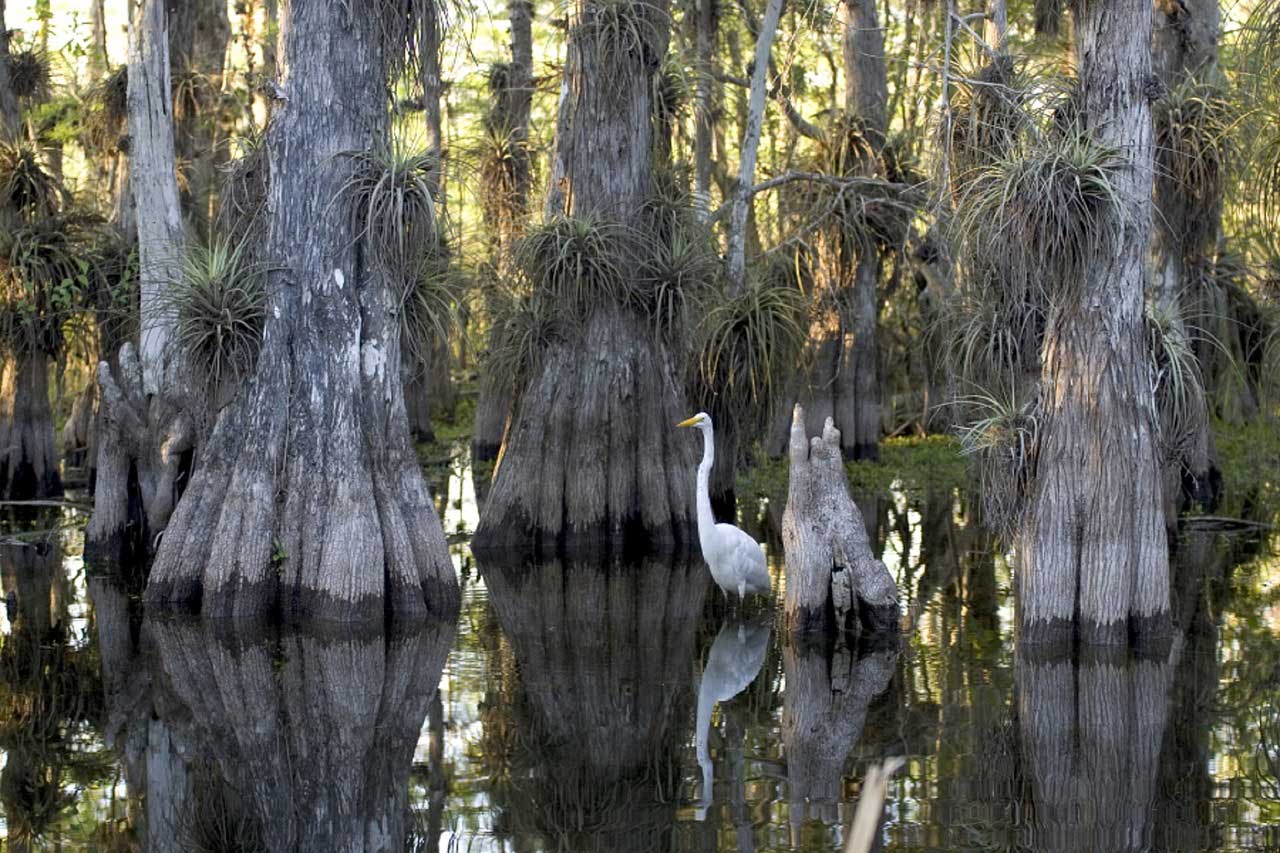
[128,0,185,395]
[1017,648,1175,851]
[475,0,698,554]
[782,405,898,634]
[0,353,62,498]
[86,345,192,567]
[984,0,1008,53]
[781,633,896,831]
[478,556,708,850]
[1017,0,1171,647]
[87,0,194,567]
[1151,0,1222,514]
[143,0,459,620]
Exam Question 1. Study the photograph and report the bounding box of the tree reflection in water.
[477,555,709,853]
[89,573,455,853]
[2,478,1279,850]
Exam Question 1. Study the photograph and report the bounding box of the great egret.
[676,412,771,601]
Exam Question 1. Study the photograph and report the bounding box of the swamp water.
[0,464,1278,852]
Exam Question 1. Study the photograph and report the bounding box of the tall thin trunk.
[142,0,459,619]
[1151,0,1222,513]
[475,0,697,554]
[472,0,534,464]
[1018,0,1170,646]
[89,0,109,79]
[725,0,784,292]
[128,0,184,395]
[984,0,1007,54]
[693,0,717,219]
[833,0,888,460]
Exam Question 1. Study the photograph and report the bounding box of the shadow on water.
[2,479,1280,850]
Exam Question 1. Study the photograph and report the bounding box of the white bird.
[676,412,771,602]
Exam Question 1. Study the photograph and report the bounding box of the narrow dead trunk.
[143,0,459,619]
[474,0,698,554]
[724,0,784,292]
[984,0,1007,53]
[692,0,717,218]
[1017,0,1171,647]
[0,352,61,498]
[0,0,23,181]
[782,405,898,634]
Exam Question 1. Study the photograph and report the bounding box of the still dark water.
[1,469,1278,852]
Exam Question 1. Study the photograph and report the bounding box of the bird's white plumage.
[677,411,772,601]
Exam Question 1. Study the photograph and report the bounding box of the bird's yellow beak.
[675,415,701,428]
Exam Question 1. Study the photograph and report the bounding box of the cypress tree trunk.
[835,0,887,460]
[143,0,458,619]
[471,0,533,464]
[87,0,194,566]
[782,406,897,634]
[1151,0,1222,512]
[474,0,698,554]
[0,352,61,498]
[1017,0,1171,647]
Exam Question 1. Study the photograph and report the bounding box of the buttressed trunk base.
[142,0,458,621]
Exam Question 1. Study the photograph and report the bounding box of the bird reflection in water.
[694,616,771,829]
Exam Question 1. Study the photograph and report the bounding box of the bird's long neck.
[696,427,717,545]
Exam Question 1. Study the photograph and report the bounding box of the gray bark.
[725,0,784,293]
[142,0,459,620]
[86,344,193,566]
[128,0,184,395]
[88,0,194,566]
[984,0,1007,54]
[839,0,888,460]
[782,405,898,634]
[1017,0,1171,647]
[475,0,698,553]
[89,0,109,78]
[0,353,62,498]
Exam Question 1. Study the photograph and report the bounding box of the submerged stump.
[782,404,898,634]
